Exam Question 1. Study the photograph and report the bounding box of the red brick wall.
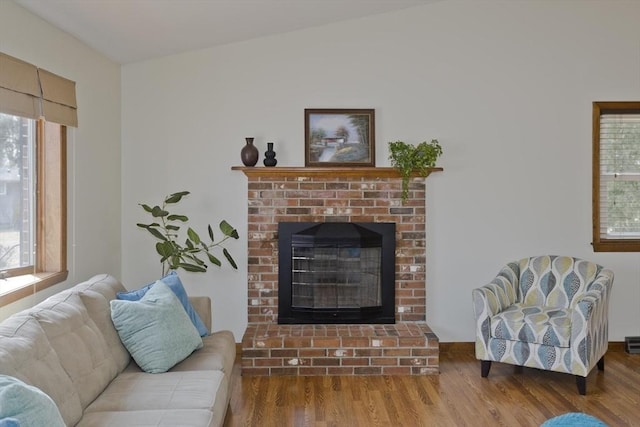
[245,173,427,324]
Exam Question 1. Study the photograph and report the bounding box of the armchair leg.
[576,376,587,395]
[597,356,605,371]
[481,360,491,377]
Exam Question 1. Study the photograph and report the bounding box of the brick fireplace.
[233,166,441,375]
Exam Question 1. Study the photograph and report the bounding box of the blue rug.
[541,412,607,426]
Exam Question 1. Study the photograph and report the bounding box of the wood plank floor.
[223,349,640,426]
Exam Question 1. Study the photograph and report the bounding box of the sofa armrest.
[189,296,212,333]
[570,268,614,373]
[472,264,519,319]
[472,263,519,359]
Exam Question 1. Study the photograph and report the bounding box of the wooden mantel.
[231,166,443,178]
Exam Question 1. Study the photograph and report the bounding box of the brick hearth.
[233,166,441,376]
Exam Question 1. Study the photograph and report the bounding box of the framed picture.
[305,108,375,167]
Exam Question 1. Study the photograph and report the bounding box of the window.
[0,51,75,306]
[592,101,640,252]
[0,113,67,305]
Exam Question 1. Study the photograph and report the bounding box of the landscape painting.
[305,109,375,167]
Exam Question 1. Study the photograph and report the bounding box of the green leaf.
[223,248,238,269]
[147,227,167,241]
[207,253,222,267]
[220,220,239,239]
[136,223,149,229]
[208,224,215,242]
[185,253,205,265]
[187,227,201,245]
[140,204,154,213]
[151,206,169,217]
[166,224,180,231]
[185,239,194,250]
[167,214,188,222]
[156,241,173,258]
[179,263,207,273]
[165,191,190,204]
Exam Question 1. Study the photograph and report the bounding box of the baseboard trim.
[439,342,626,354]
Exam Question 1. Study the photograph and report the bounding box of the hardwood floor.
[224,348,640,426]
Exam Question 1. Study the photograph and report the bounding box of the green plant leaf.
[185,239,194,250]
[151,206,169,217]
[167,214,188,222]
[185,253,205,265]
[155,241,173,258]
[165,191,190,204]
[220,220,239,239]
[208,224,215,242]
[223,248,238,269]
[187,227,201,245]
[166,224,180,231]
[140,204,154,213]
[179,263,207,273]
[207,253,222,267]
[147,227,167,241]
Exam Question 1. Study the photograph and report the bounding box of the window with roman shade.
[0,52,77,127]
[0,51,75,306]
[593,101,640,252]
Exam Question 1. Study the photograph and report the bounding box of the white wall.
[121,0,640,341]
[0,1,121,318]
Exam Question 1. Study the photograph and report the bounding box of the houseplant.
[388,139,442,203]
[137,191,239,275]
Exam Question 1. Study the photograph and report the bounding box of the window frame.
[0,118,68,306]
[592,101,640,252]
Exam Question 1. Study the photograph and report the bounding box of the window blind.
[0,52,41,119]
[599,112,640,239]
[0,52,77,127]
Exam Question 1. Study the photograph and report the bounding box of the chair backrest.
[517,255,602,308]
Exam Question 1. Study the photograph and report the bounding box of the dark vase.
[241,137,259,167]
[263,142,277,167]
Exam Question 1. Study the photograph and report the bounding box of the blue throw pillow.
[110,280,204,373]
[0,375,65,427]
[117,271,208,336]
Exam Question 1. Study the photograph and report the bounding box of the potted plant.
[388,139,442,204]
[137,191,239,275]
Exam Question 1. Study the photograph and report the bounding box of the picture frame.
[305,108,375,167]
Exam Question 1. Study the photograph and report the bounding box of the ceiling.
[13,0,436,64]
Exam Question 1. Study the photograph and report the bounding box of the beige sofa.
[0,274,236,427]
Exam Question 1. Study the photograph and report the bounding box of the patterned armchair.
[472,256,614,395]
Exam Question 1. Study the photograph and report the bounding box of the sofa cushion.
[0,375,65,427]
[117,271,209,336]
[110,280,203,373]
[0,315,83,426]
[75,274,131,372]
[170,331,236,374]
[491,303,572,347]
[76,409,218,427]
[31,291,118,409]
[83,370,225,413]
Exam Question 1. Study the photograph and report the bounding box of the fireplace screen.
[292,245,382,309]
[278,222,395,324]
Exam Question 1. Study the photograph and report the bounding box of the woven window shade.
[0,51,77,127]
[0,52,41,119]
[38,69,77,127]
